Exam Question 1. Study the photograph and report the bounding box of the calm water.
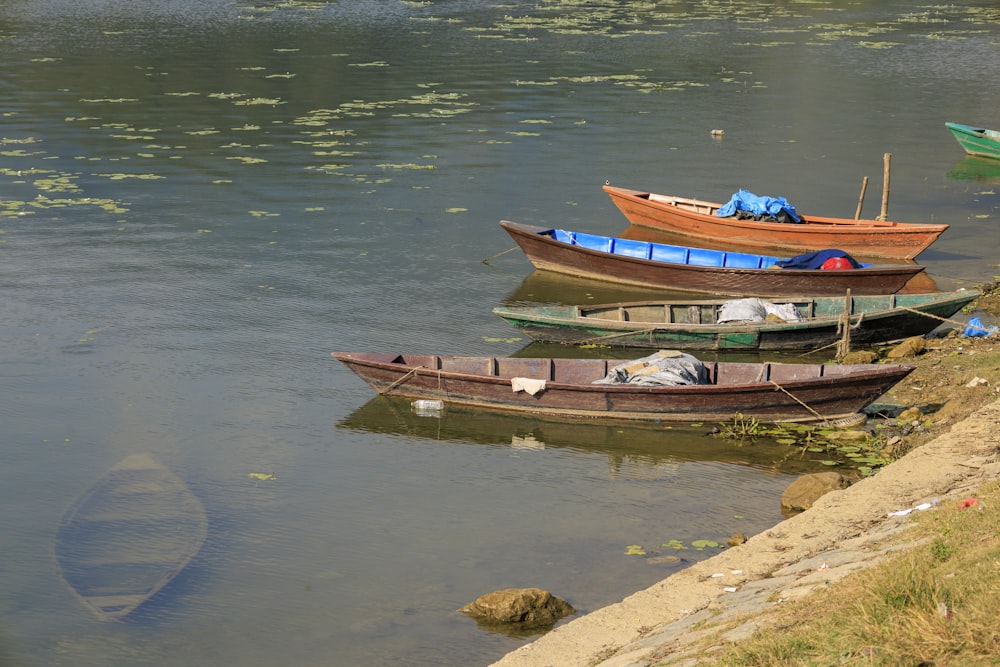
[2,1,999,665]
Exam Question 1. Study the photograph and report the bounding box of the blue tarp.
[775,249,862,270]
[716,189,802,223]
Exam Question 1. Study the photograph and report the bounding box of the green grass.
[691,481,1000,666]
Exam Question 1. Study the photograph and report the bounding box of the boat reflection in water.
[947,156,1000,185]
[337,395,845,479]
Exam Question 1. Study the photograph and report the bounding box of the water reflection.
[947,156,1000,185]
[338,395,837,479]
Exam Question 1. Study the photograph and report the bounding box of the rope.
[378,365,425,395]
[897,306,991,332]
[481,246,519,265]
[578,328,657,344]
[768,380,829,422]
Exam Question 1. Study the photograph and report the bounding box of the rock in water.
[460,588,575,627]
[781,472,852,512]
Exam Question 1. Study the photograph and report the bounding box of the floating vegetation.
[94,173,165,181]
[0,195,128,216]
[34,175,82,193]
[248,472,276,481]
[713,414,900,476]
[233,97,285,106]
[376,163,435,170]
[624,545,646,556]
[226,156,269,165]
[857,41,902,49]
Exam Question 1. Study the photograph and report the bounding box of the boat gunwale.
[500,220,924,277]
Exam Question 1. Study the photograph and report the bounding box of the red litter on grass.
[959,497,978,509]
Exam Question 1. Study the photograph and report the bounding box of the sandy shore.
[491,396,1000,667]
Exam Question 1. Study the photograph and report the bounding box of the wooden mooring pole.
[879,152,891,221]
[855,176,869,220]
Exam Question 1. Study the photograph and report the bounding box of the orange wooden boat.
[603,183,948,260]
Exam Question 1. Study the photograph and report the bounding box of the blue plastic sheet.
[963,317,997,338]
[716,189,801,222]
[775,249,861,270]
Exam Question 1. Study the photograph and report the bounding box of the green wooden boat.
[493,290,978,352]
[55,453,208,621]
[946,122,1000,160]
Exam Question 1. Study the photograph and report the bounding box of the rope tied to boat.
[378,365,425,395]
[897,306,990,333]
[579,328,657,344]
[768,379,830,423]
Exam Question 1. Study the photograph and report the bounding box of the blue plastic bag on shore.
[963,317,996,337]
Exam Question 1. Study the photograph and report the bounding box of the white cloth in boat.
[512,377,547,395]
[717,297,802,323]
[593,350,709,387]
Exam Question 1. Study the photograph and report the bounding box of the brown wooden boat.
[603,184,948,260]
[332,351,915,424]
[499,220,926,297]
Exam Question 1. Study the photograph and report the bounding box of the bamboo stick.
[855,176,869,220]
[879,153,891,221]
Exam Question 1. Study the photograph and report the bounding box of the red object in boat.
[821,257,853,270]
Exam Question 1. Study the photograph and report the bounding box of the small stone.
[727,533,748,547]
[841,350,878,364]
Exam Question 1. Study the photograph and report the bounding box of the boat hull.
[55,453,208,621]
[603,184,948,260]
[946,122,1000,161]
[493,291,978,351]
[499,220,926,297]
[332,352,914,424]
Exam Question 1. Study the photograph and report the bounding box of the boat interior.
[388,354,854,387]
[549,228,783,268]
[577,294,927,324]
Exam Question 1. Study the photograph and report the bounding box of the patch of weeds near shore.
[713,415,893,475]
[693,481,1000,667]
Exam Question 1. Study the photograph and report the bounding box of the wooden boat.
[492,290,978,351]
[946,122,1000,161]
[499,220,926,297]
[602,184,948,260]
[55,453,208,621]
[332,351,915,424]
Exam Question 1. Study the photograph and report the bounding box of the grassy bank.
[705,481,1000,666]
